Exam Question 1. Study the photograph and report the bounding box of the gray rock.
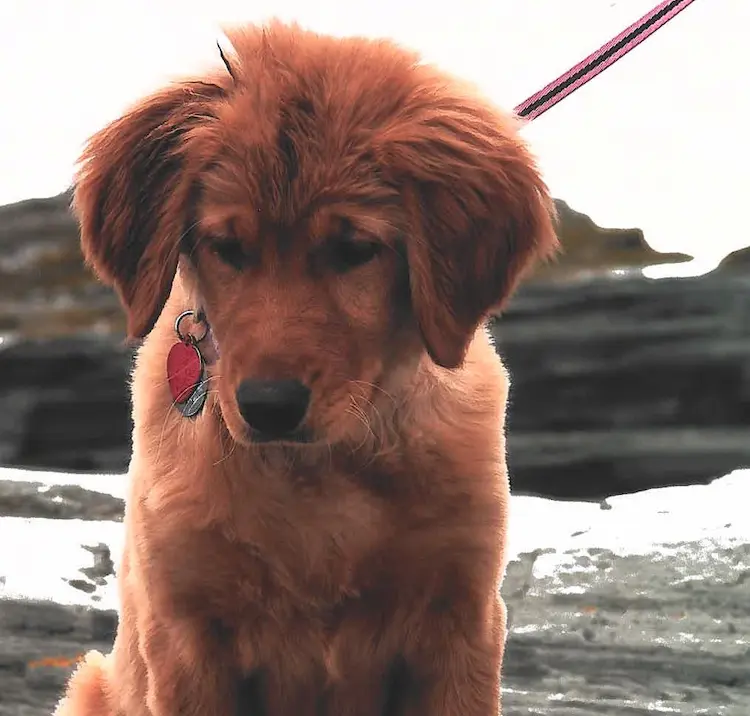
[491,272,750,498]
[0,192,123,340]
[0,337,133,474]
[0,480,123,521]
[531,199,692,282]
[3,273,750,500]
[0,192,748,500]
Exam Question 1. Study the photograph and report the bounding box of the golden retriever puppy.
[55,20,557,716]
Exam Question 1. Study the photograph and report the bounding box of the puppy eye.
[328,239,383,273]
[209,239,247,270]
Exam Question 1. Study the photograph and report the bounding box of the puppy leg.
[400,596,508,716]
[54,650,114,716]
[323,616,395,716]
[138,616,237,716]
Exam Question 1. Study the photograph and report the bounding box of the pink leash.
[514,0,699,121]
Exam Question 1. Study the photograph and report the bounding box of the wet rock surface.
[0,478,124,521]
[0,470,747,715]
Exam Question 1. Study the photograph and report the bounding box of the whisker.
[355,392,386,437]
[349,379,397,408]
[213,432,237,466]
[345,398,376,454]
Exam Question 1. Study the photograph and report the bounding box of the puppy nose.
[235,379,311,437]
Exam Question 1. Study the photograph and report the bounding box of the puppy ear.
[73,80,226,339]
[378,89,558,369]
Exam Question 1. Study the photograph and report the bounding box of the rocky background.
[0,190,748,500]
[1,191,750,714]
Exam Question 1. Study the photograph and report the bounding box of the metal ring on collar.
[174,309,209,344]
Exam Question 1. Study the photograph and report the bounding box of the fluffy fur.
[55,20,557,716]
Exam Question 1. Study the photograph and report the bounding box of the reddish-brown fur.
[55,20,557,716]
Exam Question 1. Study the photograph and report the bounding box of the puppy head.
[74,21,557,447]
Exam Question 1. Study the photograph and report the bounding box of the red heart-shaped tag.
[167,342,203,403]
